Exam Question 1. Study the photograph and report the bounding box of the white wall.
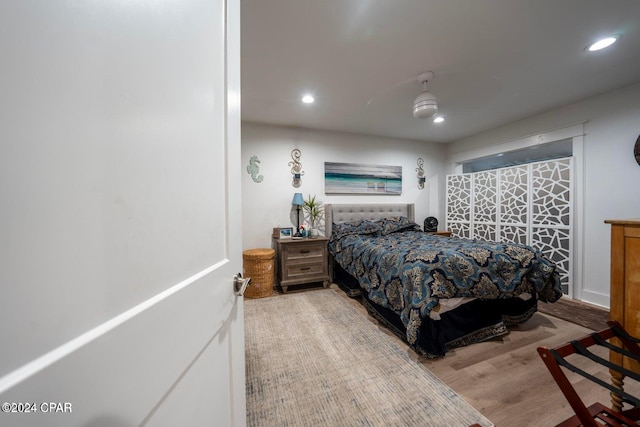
[241,123,446,250]
[447,82,640,308]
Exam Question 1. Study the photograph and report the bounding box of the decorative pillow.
[375,216,421,235]
[331,220,381,240]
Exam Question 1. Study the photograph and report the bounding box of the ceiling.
[241,1,640,144]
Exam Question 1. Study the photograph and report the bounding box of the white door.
[0,1,245,426]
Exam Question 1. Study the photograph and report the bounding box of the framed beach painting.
[324,162,402,195]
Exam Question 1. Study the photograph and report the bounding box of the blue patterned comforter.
[328,217,562,347]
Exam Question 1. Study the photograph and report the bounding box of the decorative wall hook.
[416,158,426,189]
[246,155,264,183]
[289,149,304,188]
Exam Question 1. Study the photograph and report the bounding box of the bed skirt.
[333,259,363,297]
[333,262,538,358]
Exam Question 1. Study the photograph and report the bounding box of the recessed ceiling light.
[586,36,618,52]
[302,94,315,104]
[433,116,444,123]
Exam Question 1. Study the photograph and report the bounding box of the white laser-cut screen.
[446,158,572,294]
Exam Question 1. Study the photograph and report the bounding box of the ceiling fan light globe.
[413,91,438,118]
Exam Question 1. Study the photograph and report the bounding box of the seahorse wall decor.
[247,155,264,183]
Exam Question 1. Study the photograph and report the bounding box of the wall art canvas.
[324,162,402,194]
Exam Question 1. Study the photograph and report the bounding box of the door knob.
[233,273,251,296]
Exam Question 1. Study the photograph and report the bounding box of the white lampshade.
[413,90,438,119]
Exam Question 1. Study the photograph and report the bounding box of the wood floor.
[537,296,609,331]
[330,286,639,427]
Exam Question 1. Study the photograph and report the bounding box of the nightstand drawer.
[283,243,324,261]
[285,261,325,278]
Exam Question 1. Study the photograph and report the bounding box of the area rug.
[245,289,493,427]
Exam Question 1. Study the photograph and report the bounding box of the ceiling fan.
[413,71,438,119]
[363,69,440,120]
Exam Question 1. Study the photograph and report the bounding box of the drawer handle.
[299,250,311,254]
[300,267,311,271]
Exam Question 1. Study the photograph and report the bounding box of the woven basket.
[243,248,275,298]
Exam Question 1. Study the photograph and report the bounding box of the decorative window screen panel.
[447,222,470,239]
[500,225,528,246]
[499,165,529,246]
[531,227,571,293]
[446,157,572,294]
[473,171,497,223]
[500,166,528,225]
[473,223,496,242]
[446,174,472,238]
[531,159,571,226]
[530,158,572,293]
[473,170,498,243]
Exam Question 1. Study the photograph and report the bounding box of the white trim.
[571,135,585,300]
[450,122,586,165]
[0,260,229,394]
[580,289,609,309]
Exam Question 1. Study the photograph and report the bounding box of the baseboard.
[578,289,609,310]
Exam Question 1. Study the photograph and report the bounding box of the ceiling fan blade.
[364,76,417,109]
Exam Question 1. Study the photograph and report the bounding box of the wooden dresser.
[273,237,330,293]
[605,219,640,411]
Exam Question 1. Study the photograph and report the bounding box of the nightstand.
[273,237,330,293]
[426,231,452,237]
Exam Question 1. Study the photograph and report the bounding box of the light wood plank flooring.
[330,285,640,427]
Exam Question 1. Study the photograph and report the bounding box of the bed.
[325,203,563,358]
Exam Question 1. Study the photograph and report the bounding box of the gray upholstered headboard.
[324,203,415,237]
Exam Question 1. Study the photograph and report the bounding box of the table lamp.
[292,192,304,237]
